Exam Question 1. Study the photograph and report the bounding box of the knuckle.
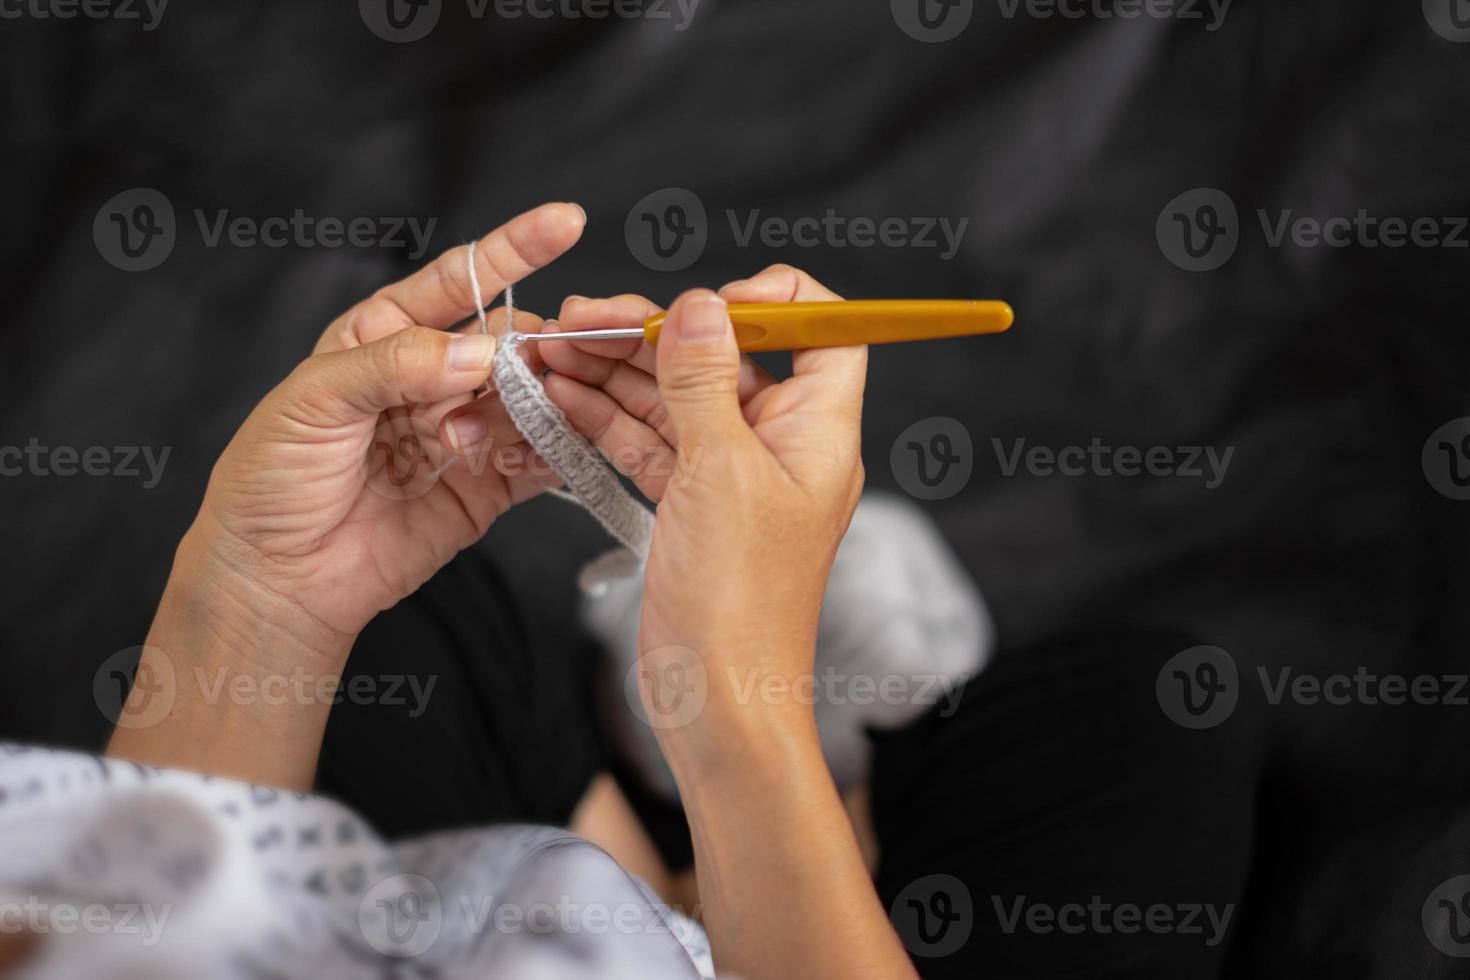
[662,357,732,399]
[435,250,474,315]
[642,399,672,436]
[385,327,440,377]
[673,287,719,308]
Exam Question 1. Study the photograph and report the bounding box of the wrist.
[105,529,356,789]
[646,640,826,794]
[170,523,355,671]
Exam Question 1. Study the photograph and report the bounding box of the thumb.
[655,290,746,444]
[282,327,496,425]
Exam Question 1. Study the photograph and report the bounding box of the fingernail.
[568,202,587,224]
[565,295,589,304]
[680,297,729,346]
[447,412,488,453]
[449,334,496,371]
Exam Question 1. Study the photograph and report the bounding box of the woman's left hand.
[109,203,584,788]
[186,202,584,653]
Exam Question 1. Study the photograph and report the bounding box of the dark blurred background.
[4,0,1470,976]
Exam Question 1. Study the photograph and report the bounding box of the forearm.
[661,667,918,980]
[106,531,353,790]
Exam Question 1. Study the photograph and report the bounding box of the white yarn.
[466,242,654,586]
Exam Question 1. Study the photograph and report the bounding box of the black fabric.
[316,546,604,837]
[3,2,1470,976]
[871,629,1262,979]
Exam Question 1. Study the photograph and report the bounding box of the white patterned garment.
[0,745,713,980]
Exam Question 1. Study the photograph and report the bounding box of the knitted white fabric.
[467,242,654,578]
[492,331,655,557]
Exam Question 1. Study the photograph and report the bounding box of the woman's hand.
[541,267,915,980]
[540,265,866,757]
[189,202,584,651]
[108,203,583,788]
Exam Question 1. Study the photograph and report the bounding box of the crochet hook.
[519,300,1014,353]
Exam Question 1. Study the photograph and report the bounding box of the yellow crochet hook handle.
[642,300,1013,352]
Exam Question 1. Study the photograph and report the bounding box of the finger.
[718,263,861,380]
[399,440,558,550]
[284,327,496,426]
[545,295,778,415]
[548,357,676,444]
[555,293,663,363]
[325,203,585,350]
[655,290,749,446]
[456,307,547,374]
[380,202,585,330]
[428,306,556,455]
[436,387,536,458]
[436,438,561,516]
[545,373,677,502]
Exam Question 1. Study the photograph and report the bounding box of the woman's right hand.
[542,266,913,980]
[540,266,868,764]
